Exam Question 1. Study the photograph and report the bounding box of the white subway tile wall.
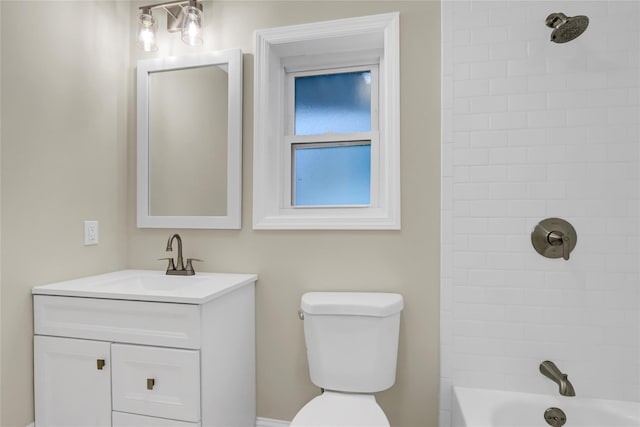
[441,1,640,426]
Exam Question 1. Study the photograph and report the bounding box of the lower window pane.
[294,144,371,206]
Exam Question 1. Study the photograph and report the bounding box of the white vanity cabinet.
[32,270,257,427]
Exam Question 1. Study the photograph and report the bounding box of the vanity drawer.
[112,344,200,422]
[113,411,201,427]
[34,295,201,349]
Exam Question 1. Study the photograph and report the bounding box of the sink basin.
[32,270,258,304]
[99,275,209,292]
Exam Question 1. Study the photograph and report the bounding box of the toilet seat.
[290,391,389,427]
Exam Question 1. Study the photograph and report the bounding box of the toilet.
[291,292,404,427]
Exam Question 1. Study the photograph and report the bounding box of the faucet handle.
[547,231,571,260]
[185,258,203,275]
[531,218,577,261]
[158,257,176,272]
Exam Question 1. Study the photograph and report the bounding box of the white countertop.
[32,269,258,304]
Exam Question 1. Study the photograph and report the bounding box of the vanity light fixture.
[137,0,204,52]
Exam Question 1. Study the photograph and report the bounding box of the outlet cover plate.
[84,220,99,245]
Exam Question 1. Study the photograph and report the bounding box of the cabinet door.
[34,336,111,427]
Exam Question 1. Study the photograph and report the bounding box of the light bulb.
[181,5,203,46]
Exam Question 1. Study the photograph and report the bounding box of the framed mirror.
[137,48,242,229]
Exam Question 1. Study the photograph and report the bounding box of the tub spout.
[540,360,575,397]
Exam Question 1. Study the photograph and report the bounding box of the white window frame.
[253,12,400,230]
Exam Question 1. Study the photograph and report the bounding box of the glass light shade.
[137,13,158,52]
[181,5,203,46]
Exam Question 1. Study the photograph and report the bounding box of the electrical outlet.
[84,220,99,245]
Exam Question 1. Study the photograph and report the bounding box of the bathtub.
[452,386,640,427]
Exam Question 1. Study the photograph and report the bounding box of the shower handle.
[531,218,577,261]
[547,230,570,260]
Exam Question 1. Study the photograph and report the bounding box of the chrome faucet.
[540,360,575,396]
[162,233,201,276]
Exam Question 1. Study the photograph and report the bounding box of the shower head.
[546,12,589,43]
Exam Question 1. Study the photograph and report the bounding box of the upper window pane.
[295,71,371,135]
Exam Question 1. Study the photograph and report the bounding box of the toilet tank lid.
[301,292,404,317]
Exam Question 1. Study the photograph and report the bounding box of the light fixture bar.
[138,0,191,12]
[139,0,203,33]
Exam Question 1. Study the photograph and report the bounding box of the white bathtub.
[452,386,640,427]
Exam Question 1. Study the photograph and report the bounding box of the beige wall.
[0,2,130,425]
[128,2,441,426]
[0,1,440,426]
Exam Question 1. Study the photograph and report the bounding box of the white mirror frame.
[137,48,243,229]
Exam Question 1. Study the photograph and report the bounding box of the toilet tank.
[300,292,404,393]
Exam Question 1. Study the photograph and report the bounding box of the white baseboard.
[256,417,290,427]
[30,418,287,427]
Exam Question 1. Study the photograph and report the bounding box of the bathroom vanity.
[32,270,257,427]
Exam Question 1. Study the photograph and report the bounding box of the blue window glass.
[294,144,371,206]
[295,71,371,135]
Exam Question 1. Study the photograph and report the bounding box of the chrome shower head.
[546,13,589,43]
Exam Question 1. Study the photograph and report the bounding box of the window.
[253,13,400,229]
[288,67,377,207]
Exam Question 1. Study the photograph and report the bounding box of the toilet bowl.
[291,292,404,427]
[290,391,389,427]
